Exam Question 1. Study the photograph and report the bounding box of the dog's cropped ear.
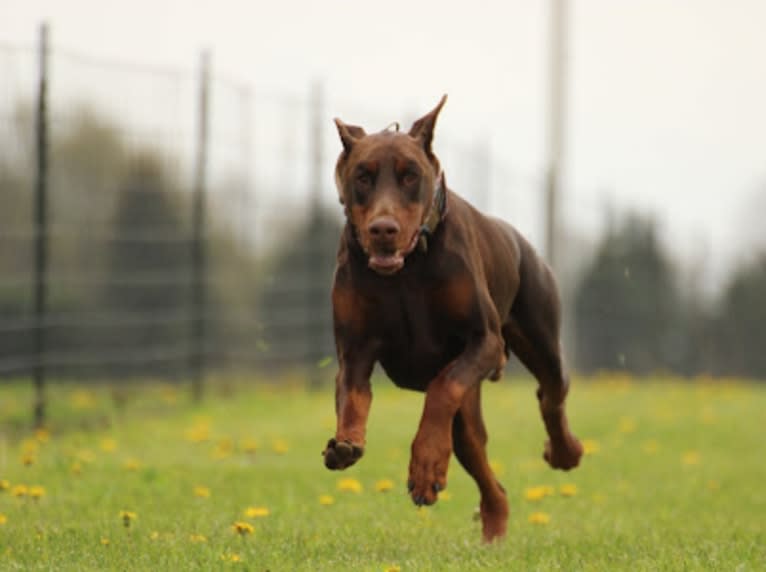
[409,94,447,156]
[334,119,366,155]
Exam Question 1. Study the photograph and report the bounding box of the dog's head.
[334,96,447,275]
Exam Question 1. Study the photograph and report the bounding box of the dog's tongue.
[368,253,404,274]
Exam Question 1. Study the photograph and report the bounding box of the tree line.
[573,213,766,379]
[1,105,764,382]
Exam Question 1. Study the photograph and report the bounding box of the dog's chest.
[374,282,465,390]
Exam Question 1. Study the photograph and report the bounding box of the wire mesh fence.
[0,25,515,402]
[2,22,765,429]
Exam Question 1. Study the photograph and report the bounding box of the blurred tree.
[101,155,191,377]
[716,253,766,379]
[257,209,341,377]
[573,213,686,374]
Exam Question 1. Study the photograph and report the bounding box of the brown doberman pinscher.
[323,95,583,542]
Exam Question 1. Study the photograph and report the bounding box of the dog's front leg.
[323,341,377,470]
[408,330,505,506]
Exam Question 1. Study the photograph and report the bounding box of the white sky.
[2,0,765,289]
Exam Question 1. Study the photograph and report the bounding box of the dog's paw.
[543,435,583,471]
[479,496,509,543]
[322,438,364,470]
[407,443,450,506]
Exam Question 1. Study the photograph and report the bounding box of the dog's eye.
[402,171,419,186]
[356,172,373,187]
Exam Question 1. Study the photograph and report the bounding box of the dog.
[322,95,583,542]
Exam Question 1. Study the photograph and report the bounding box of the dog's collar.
[415,171,448,253]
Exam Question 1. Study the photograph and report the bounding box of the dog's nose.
[368,217,400,240]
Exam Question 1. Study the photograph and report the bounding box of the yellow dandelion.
[21,438,40,454]
[11,484,28,498]
[319,494,335,506]
[244,506,269,518]
[29,485,46,500]
[34,428,50,443]
[21,453,36,466]
[582,439,600,455]
[0,514,7,525]
[439,490,452,501]
[100,438,117,452]
[524,486,551,501]
[232,521,254,536]
[271,439,289,455]
[194,486,211,499]
[149,531,160,541]
[559,484,578,497]
[184,423,210,443]
[375,479,395,493]
[528,511,551,524]
[384,566,401,572]
[682,451,700,466]
[71,390,96,409]
[212,437,234,460]
[641,440,659,454]
[77,449,95,463]
[221,553,242,563]
[489,459,506,476]
[122,458,142,471]
[618,417,636,433]
[70,462,82,476]
[240,438,259,454]
[119,510,137,527]
[0,479,9,491]
[100,537,110,546]
[189,533,207,543]
[337,477,363,493]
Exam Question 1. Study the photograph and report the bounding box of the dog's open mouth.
[368,252,404,275]
[367,231,420,275]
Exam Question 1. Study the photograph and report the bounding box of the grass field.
[0,375,764,571]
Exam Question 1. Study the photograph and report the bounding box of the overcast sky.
[2,0,765,289]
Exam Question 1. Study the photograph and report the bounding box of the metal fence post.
[191,51,210,401]
[33,22,50,428]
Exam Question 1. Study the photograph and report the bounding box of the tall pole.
[191,51,210,401]
[545,0,567,272]
[33,22,50,428]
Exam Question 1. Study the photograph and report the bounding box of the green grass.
[0,375,764,571]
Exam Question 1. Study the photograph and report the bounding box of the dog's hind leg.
[452,384,508,543]
[505,259,583,470]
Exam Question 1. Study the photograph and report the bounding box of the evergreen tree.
[574,214,685,374]
[102,155,191,377]
[717,253,766,379]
